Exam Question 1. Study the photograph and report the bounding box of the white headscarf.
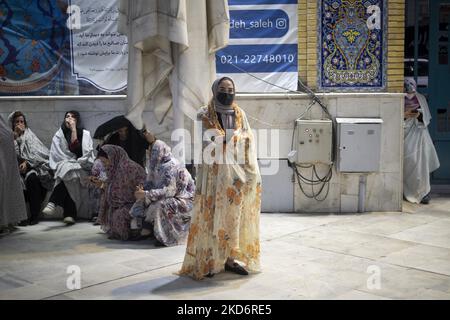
[404,78,417,99]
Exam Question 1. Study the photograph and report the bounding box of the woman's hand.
[134,185,145,200]
[88,176,103,188]
[19,161,28,174]
[66,118,77,132]
[404,109,420,119]
[143,130,156,145]
[14,124,25,139]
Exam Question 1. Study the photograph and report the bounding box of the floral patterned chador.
[138,140,195,246]
[179,100,262,280]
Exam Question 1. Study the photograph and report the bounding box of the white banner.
[69,0,128,92]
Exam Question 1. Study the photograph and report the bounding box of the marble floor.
[1,196,449,300]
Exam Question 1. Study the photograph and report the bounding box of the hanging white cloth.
[118,0,229,132]
[0,116,27,227]
[403,92,440,203]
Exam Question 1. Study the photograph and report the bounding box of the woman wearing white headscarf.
[0,115,27,234]
[403,78,440,204]
[9,111,53,225]
[179,77,262,280]
[44,111,95,224]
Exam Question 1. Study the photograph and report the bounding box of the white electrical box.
[336,118,383,172]
[296,119,333,164]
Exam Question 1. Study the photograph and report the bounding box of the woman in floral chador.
[96,145,146,240]
[131,140,195,246]
[179,77,262,280]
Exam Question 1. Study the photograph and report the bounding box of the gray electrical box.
[296,119,333,164]
[259,159,294,212]
[336,118,383,172]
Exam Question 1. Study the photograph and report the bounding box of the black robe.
[104,128,149,167]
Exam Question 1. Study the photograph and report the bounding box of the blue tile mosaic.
[318,0,387,91]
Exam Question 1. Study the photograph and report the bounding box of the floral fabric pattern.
[138,140,195,246]
[179,102,262,280]
[97,145,146,240]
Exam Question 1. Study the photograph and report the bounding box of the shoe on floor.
[0,228,10,236]
[225,261,249,276]
[43,203,64,216]
[420,193,431,204]
[63,217,75,225]
[18,220,29,226]
[128,229,141,241]
[129,229,153,241]
[91,217,100,226]
[154,239,165,247]
[129,234,149,241]
[29,219,39,226]
[141,228,153,237]
[42,202,56,216]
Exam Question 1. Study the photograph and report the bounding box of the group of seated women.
[2,77,262,279]
[1,110,195,247]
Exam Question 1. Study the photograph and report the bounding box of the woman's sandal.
[224,262,249,275]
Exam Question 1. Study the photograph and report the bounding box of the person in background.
[103,120,149,168]
[179,77,262,280]
[0,115,27,235]
[43,111,95,224]
[130,139,195,246]
[96,145,146,240]
[9,111,53,225]
[403,78,440,204]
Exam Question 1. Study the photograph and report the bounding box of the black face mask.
[216,92,235,105]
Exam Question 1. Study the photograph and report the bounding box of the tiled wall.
[298,0,405,92]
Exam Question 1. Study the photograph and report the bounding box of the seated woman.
[96,145,146,240]
[130,138,195,246]
[8,111,53,225]
[43,111,95,224]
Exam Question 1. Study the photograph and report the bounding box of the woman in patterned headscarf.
[179,77,262,280]
[403,78,440,204]
[96,145,146,240]
[131,140,195,246]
